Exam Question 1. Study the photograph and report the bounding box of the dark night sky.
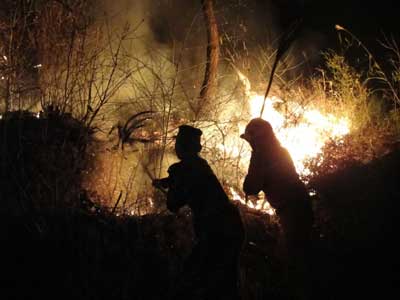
[146,0,400,52]
[276,0,400,46]
[259,0,400,69]
[275,0,398,32]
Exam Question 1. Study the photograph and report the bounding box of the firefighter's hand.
[152,178,169,190]
[152,179,162,189]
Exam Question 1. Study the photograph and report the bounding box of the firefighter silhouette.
[241,118,314,300]
[153,125,244,300]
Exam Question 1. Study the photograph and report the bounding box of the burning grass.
[81,42,400,215]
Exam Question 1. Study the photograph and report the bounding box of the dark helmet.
[176,125,203,153]
[240,118,277,146]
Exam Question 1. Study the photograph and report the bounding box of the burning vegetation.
[1,1,399,216]
[1,1,400,299]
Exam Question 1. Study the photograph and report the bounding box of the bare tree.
[0,0,39,111]
[197,0,219,118]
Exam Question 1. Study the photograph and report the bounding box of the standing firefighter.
[240,118,314,300]
[153,125,244,300]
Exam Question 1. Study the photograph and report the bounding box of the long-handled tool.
[142,161,168,196]
[259,19,303,117]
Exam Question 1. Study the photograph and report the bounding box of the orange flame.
[218,71,351,213]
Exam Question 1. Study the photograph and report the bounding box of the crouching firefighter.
[153,125,245,300]
[241,118,314,300]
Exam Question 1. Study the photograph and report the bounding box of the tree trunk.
[197,0,219,118]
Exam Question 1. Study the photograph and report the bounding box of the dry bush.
[303,31,400,182]
[0,109,93,214]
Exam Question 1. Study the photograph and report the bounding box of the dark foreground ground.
[1,150,400,300]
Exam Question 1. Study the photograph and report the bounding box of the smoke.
[85,0,328,212]
[95,0,330,99]
[95,1,286,95]
[92,0,330,126]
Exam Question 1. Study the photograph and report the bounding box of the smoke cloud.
[96,1,285,91]
[94,0,325,108]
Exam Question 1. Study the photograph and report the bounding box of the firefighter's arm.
[165,163,187,213]
[166,186,187,213]
[243,152,264,195]
[152,177,170,190]
[152,162,181,190]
